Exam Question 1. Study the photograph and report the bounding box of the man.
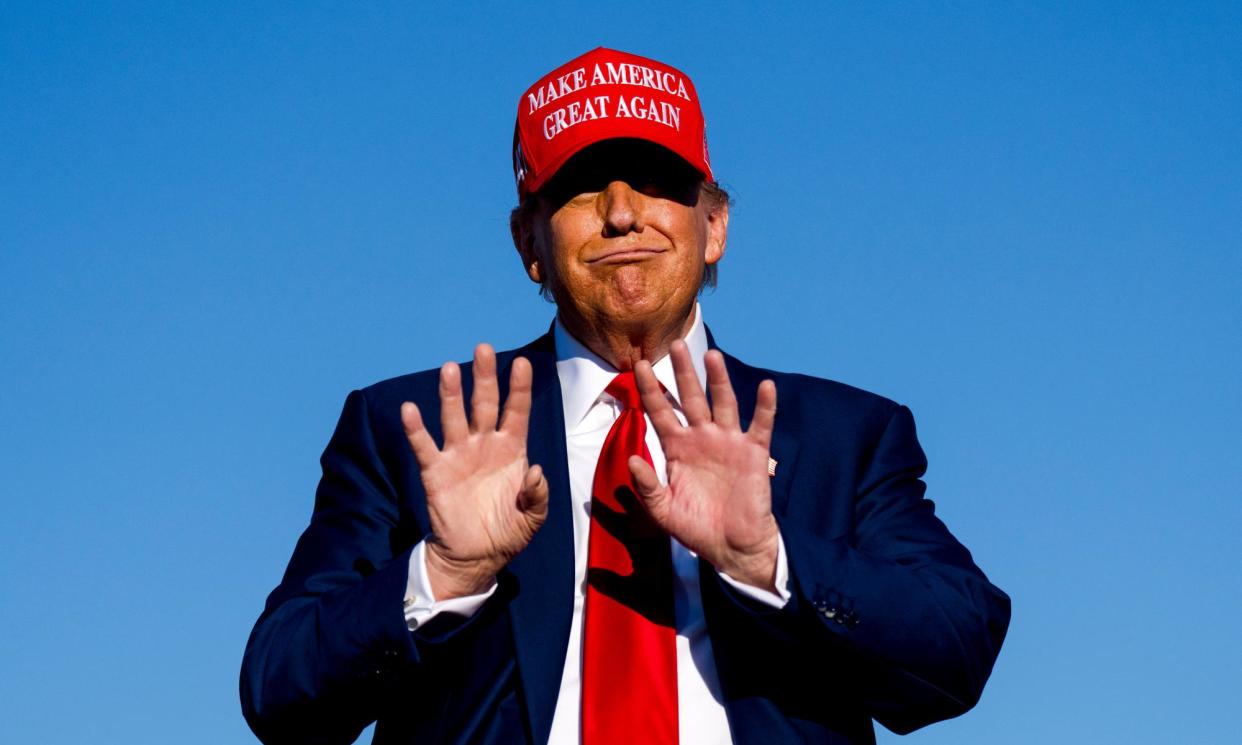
[241,47,1010,745]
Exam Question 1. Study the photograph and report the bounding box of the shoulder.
[720,350,909,441]
[347,334,551,423]
[356,366,442,417]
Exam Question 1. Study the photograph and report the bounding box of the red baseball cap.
[512,47,713,197]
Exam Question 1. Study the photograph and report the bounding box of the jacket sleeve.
[239,389,494,745]
[715,403,1011,734]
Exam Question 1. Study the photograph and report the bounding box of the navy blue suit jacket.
[240,329,1010,744]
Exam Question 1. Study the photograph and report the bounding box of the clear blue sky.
[2,2,1239,743]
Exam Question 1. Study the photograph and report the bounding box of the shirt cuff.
[404,539,498,631]
[717,530,792,608]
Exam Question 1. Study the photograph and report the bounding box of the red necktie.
[581,372,678,745]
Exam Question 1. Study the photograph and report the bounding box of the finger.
[746,379,778,448]
[518,464,549,528]
[500,356,532,439]
[439,361,469,446]
[470,343,499,433]
[400,401,440,468]
[634,359,683,440]
[705,350,739,429]
[671,340,711,425]
[628,455,671,528]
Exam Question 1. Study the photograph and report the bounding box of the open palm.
[401,344,548,599]
[629,341,780,591]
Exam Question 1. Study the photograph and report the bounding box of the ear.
[704,199,729,266]
[526,257,544,284]
[511,207,545,284]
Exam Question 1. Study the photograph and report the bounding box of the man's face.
[521,140,728,337]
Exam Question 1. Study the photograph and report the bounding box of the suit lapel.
[703,327,801,736]
[503,331,575,745]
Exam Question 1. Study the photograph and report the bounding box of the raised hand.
[400,344,549,599]
[628,341,780,591]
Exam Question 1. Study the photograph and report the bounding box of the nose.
[598,180,645,237]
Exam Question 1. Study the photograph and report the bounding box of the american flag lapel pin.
[767,457,777,477]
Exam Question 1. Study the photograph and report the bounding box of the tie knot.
[605,371,643,410]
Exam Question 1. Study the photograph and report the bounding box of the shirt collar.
[554,303,709,432]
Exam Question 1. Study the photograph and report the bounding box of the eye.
[542,165,610,206]
[635,173,699,203]
[631,171,662,195]
[564,190,600,208]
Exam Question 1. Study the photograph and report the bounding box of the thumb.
[627,455,670,525]
[518,464,549,526]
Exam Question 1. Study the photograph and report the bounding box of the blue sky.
[2,2,1239,743]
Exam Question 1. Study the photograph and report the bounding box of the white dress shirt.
[402,304,790,743]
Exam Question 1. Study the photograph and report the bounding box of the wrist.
[719,524,780,592]
[424,543,499,600]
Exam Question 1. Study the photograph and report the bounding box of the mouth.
[586,247,667,264]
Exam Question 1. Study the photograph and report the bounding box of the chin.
[613,294,692,326]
